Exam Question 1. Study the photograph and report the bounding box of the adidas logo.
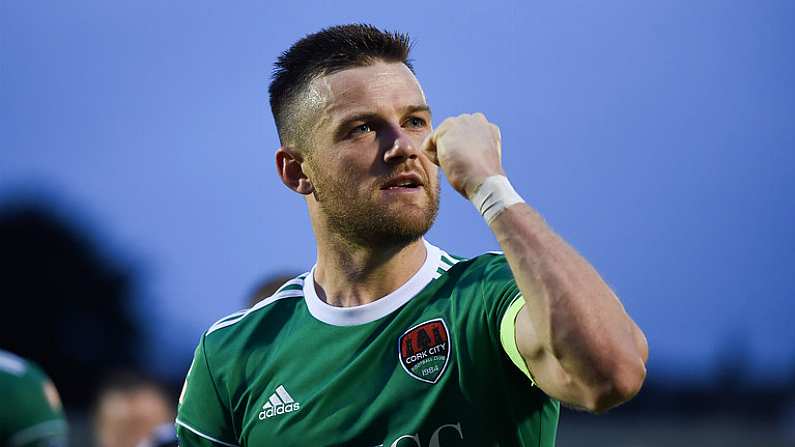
[258,385,300,420]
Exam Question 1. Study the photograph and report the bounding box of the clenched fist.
[422,113,505,199]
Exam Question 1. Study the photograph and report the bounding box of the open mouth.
[381,174,424,191]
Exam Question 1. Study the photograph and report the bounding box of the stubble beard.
[313,171,440,249]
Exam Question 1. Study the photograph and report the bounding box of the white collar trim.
[303,239,441,327]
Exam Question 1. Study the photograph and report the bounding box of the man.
[93,373,176,447]
[177,24,648,446]
[0,349,68,447]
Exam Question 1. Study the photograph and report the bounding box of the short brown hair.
[268,24,414,150]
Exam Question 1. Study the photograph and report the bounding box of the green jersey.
[176,241,559,446]
[0,350,68,447]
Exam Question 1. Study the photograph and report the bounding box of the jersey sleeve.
[1,358,68,447]
[175,426,233,447]
[176,334,239,447]
[479,253,535,383]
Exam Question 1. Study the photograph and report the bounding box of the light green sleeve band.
[499,294,536,385]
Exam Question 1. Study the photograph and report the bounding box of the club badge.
[398,318,451,384]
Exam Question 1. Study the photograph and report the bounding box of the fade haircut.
[269,24,414,152]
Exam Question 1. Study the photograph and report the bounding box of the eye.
[349,123,372,137]
[404,116,426,129]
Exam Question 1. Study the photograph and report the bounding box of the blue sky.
[2,1,793,383]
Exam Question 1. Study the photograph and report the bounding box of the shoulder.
[0,349,29,377]
[0,351,66,443]
[429,245,515,302]
[433,248,517,310]
[201,273,309,346]
[435,246,508,281]
[0,350,51,388]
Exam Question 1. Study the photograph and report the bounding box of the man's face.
[301,62,439,247]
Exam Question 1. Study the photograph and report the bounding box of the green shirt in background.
[0,350,68,447]
[177,241,559,446]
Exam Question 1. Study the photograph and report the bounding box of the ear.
[275,146,314,195]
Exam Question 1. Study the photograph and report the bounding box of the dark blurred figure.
[246,272,301,308]
[93,373,175,447]
[0,349,68,447]
[0,202,140,409]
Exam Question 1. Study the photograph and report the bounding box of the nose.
[383,127,419,165]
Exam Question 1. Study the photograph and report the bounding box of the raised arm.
[424,113,648,413]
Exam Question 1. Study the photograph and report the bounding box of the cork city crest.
[398,318,451,384]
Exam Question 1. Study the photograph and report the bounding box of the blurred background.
[2,1,794,446]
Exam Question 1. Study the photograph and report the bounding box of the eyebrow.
[403,104,432,118]
[334,104,433,131]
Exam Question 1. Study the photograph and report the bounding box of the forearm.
[490,202,647,411]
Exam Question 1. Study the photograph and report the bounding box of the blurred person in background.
[0,349,68,447]
[93,373,175,447]
[177,24,648,446]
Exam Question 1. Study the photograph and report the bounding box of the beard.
[311,168,440,249]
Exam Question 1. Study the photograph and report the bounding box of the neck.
[313,234,427,308]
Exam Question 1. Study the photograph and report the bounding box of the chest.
[230,313,498,446]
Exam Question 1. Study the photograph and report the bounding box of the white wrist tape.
[469,175,525,224]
